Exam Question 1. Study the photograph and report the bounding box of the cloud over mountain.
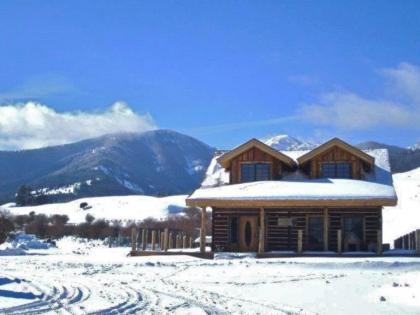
[0,101,156,150]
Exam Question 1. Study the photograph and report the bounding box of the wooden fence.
[394,229,420,252]
[131,227,195,252]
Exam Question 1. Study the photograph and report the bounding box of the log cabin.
[186,138,398,254]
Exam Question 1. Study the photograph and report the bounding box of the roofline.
[217,138,296,168]
[297,137,375,166]
[186,197,397,208]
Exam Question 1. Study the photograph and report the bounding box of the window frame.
[320,162,352,179]
[239,162,272,183]
[306,215,324,250]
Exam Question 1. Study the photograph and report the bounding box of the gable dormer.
[217,139,296,184]
[297,138,374,179]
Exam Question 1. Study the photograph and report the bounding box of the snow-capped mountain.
[408,142,420,151]
[0,130,215,203]
[263,134,316,151]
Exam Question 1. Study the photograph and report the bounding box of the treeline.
[15,185,50,206]
[0,207,211,244]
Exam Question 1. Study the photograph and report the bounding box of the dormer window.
[240,163,270,183]
[320,163,352,179]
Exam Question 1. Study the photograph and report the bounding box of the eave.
[186,197,398,208]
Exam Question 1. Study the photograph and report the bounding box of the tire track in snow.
[0,275,91,314]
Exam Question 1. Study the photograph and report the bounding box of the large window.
[307,216,324,248]
[240,163,270,182]
[343,216,364,251]
[320,163,352,178]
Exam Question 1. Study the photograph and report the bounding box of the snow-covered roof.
[188,148,397,206]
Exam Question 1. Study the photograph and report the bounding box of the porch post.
[258,208,265,254]
[200,206,206,254]
[323,208,329,251]
[377,230,383,255]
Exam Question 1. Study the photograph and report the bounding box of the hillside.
[0,130,215,203]
[1,195,188,224]
[357,141,420,173]
[383,167,420,244]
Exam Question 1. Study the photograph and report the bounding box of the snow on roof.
[192,148,396,202]
[189,178,396,202]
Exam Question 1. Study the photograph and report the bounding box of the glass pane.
[336,163,352,178]
[230,217,238,243]
[344,217,363,241]
[308,217,323,246]
[241,164,255,183]
[321,163,352,178]
[321,163,336,178]
[255,163,270,181]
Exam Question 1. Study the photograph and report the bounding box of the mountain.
[356,141,420,173]
[0,130,215,203]
[263,135,316,151]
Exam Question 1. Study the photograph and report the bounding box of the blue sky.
[0,1,420,149]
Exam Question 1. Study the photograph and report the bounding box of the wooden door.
[239,216,259,251]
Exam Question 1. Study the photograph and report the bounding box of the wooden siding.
[212,207,382,252]
[308,145,370,179]
[229,147,286,184]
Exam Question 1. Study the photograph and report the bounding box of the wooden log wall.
[213,207,382,252]
[212,208,259,251]
[328,208,381,251]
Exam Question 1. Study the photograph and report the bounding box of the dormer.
[217,139,296,184]
[297,138,374,179]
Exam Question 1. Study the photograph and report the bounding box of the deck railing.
[394,229,420,252]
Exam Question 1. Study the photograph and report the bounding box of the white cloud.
[299,62,420,130]
[381,62,420,104]
[0,102,156,150]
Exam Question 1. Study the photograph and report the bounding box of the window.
[230,217,238,243]
[308,216,323,247]
[320,163,352,178]
[240,163,270,182]
[343,216,363,241]
[343,216,364,251]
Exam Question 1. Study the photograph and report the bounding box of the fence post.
[164,228,169,252]
[337,230,342,254]
[377,230,383,255]
[183,235,187,249]
[131,227,137,253]
[169,232,173,249]
[141,229,146,251]
[416,230,420,254]
[151,230,156,250]
[297,230,303,254]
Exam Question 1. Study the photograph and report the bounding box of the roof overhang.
[217,138,296,169]
[297,138,375,166]
[186,198,397,208]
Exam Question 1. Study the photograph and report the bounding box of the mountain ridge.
[0,130,215,203]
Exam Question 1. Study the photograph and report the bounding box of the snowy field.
[1,239,420,314]
[1,195,188,224]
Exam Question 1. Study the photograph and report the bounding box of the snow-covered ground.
[1,195,188,224]
[383,167,420,244]
[0,238,419,314]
